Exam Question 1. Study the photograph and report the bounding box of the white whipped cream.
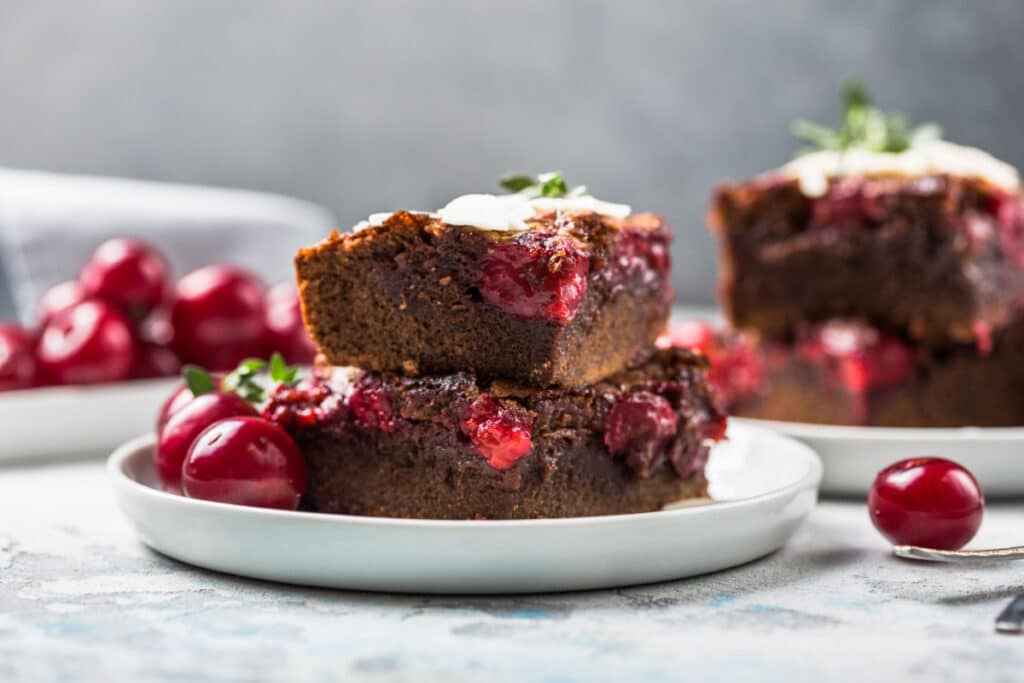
[349,193,631,233]
[783,139,1020,197]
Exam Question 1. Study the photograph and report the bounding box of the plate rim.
[108,422,823,530]
[732,416,1024,442]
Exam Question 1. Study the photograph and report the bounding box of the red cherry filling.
[348,377,399,431]
[155,391,258,490]
[36,300,135,385]
[479,232,589,322]
[657,322,765,406]
[988,191,1024,266]
[603,392,679,476]
[264,378,345,432]
[809,178,885,231]
[868,457,984,550]
[656,320,715,355]
[800,321,914,393]
[613,228,671,288]
[460,395,532,470]
[0,324,36,391]
[80,237,168,320]
[182,416,307,510]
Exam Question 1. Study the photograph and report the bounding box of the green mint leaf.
[240,358,267,372]
[269,353,287,382]
[791,80,941,157]
[538,171,568,198]
[182,365,217,396]
[499,174,537,193]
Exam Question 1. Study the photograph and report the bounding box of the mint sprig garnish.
[182,365,217,396]
[791,80,942,156]
[217,352,300,404]
[499,171,588,199]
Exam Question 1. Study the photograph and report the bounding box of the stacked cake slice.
[703,84,1024,427]
[274,178,726,519]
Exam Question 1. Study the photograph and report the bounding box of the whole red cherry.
[130,342,181,380]
[155,391,257,490]
[869,457,984,550]
[264,283,317,364]
[80,238,169,320]
[36,300,135,385]
[37,280,87,326]
[0,324,36,391]
[156,372,223,432]
[182,417,307,510]
[170,265,268,371]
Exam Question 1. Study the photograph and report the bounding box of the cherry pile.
[155,354,307,510]
[0,237,316,392]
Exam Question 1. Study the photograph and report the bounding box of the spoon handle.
[893,545,1024,562]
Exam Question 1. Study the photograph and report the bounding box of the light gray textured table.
[2,460,1023,682]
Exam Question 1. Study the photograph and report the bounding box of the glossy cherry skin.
[869,457,984,550]
[37,280,87,326]
[35,300,135,385]
[155,391,257,490]
[264,283,317,364]
[155,375,223,432]
[181,417,307,510]
[170,265,268,371]
[80,238,169,320]
[0,324,36,391]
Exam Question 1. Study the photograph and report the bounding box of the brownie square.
[295,209,672,388]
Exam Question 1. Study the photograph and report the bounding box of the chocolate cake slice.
[263,348,726,520]
[295,191,672,388]
[709,82,1024,347]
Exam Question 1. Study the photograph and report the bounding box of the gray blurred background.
[1,0,1022,316]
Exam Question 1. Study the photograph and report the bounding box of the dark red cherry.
[263,378,344,432]
[460,395,532,470]
[80,238,168,320]
[156,374,224,433]
[155,391,257,490]
[604,392,678,475]
[348,377,399,431]
[37,280,87,326]
[170,265,268,371]
[130,342,181,380]
[182,417,307,510]
[0,324,36,391]
[264,283,317,364]
[869,457,984,550]
[36,300,135,385]
[479,232,589,322]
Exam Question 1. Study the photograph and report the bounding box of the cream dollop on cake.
[352,193,632,233]
[784,139,1020,197]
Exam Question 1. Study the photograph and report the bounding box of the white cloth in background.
[0,168,335,324]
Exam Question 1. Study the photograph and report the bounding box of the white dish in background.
[1,379,177,462]
[733,417,1024,498]
[108,422,821,594]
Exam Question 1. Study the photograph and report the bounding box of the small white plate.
[1,379,178,462]
[108,422,821,594]
[733,417,1024,498]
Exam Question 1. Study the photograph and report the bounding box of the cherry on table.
[181,416,307,510]
[80,238,169,320]
[264,283,317,364]
[0,324,36,391]
[869,457,984,550]
[155,391,257,490]
[170,265,268,371]
[35,300,135,385]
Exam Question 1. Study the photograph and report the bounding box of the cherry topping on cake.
[809,178,885,231]
[155,391,258,490]
[801,321,914,392]
[869,457,984,550]
[181,416,307,510]
[479,232,589,322]
[37,280,87,326]
[264,283,317,364]
[614,229,671,286]
[264,378,345,432]
[80,238,169,320]
[658,321,764,407]
[657,320,715,355]
[0,324,36,391]
[989,191,1024,266]
[604,392,679,475]
[348,376,399,431]
[170,265,269,371]
[460,395,532,470]
[36,300,135,385]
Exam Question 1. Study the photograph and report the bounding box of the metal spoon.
[893,545,1024,634]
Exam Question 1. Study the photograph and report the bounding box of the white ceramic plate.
[733,417,1024,498]
[108,422,821,594]
[1,378,178,462]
